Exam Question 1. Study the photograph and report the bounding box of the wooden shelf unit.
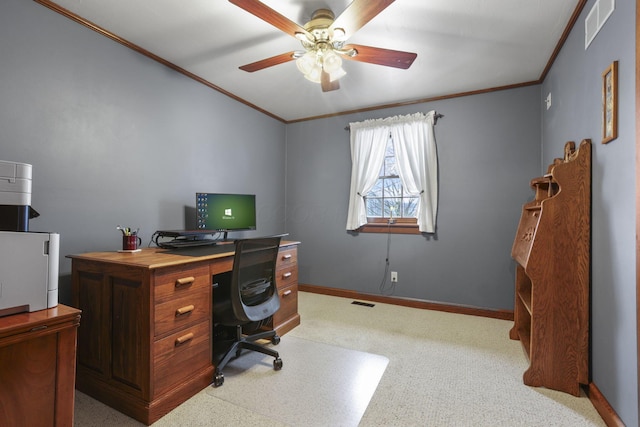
[509,140,591,396]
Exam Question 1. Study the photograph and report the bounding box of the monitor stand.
[155,229,215,239]
[154,229,223,249]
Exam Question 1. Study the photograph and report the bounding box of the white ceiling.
[40,0,582,122]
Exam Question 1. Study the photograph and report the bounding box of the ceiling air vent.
[585,0,615,49]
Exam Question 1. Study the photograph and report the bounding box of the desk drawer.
[154,264,210,303]
[153,319,211,398]
[155,287,210,337]
[277,267,297,290]
[274,284,297,326]
[276,247,297,271]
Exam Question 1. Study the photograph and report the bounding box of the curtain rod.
[344,112,444,131]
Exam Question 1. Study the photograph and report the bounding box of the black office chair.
[212,236,283,387]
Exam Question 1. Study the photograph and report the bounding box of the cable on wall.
[378,222,396,295]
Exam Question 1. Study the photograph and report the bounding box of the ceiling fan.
[229,0,417,92]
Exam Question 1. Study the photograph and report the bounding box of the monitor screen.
[196,193,256,231]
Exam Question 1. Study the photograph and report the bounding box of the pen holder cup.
[122,235,142,251]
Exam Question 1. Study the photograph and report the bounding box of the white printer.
[0,160,39,231]
[0,231,59,316]
[0,161,59,317]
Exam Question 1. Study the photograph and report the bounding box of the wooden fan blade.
[331,0,395,38]
[342,44,416,69]
[239,51,297,72]
[229,0,310,38]
[321,71,340,92]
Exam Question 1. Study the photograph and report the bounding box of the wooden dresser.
[509,140,591,396]
[0,305,81,426]
[68,241,300,425]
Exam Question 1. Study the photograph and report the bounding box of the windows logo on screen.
[224,208,232,216]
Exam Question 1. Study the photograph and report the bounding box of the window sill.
[357,221,421,235]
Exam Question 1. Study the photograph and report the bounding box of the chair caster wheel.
[273,357,283,371]
[272,335,281,345]
[213,371,225,387]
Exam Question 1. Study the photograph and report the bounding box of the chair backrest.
[229,236,282,323]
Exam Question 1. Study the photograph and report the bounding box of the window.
[346,111,438,234]
[362,138,420,234]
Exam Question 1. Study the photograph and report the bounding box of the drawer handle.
[281,254,292,260]
[175,332,194,346]
[283,290,292,297]
[175,277,195,288]
[282,272,292,279]
[175,305,195,317]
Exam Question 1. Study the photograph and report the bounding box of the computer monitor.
[196,193,256,234]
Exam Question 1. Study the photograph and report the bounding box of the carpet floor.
[73,291,606,426]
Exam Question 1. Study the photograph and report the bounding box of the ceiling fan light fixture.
[296,50,323,83]
[296,48,345,85]
[304,63,323,83]
[295,50,317,75]
[322,50,342,73]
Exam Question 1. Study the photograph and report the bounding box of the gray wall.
[285,86,541,311]
[1,0,637,424]
[541,0,638,425]
[0,0,286,304]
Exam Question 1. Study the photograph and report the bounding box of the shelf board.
[517,289,532,314]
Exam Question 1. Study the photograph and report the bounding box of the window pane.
[367,180,383,197]
[384,198,402,217]
[383,177,402,197]
[403,197,419,217]
[384,139,394,157]
[363,138,420,221]
[366,198,383,217]
[385,156,397,176]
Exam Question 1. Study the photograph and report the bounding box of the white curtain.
[345,122,389,230]
[346,111,438,232]
[390,111,438,232]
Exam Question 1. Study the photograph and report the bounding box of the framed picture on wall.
[602,60,618,144]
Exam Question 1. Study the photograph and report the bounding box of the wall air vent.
[585,0,615,49]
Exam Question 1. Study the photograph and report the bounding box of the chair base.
[213,324,282,387]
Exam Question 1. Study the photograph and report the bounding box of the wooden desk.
[0,305,81,426]
[67,241,300,425]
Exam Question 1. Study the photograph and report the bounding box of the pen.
[117,226,137,236]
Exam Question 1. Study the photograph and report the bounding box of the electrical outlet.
[391,271,398,283]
